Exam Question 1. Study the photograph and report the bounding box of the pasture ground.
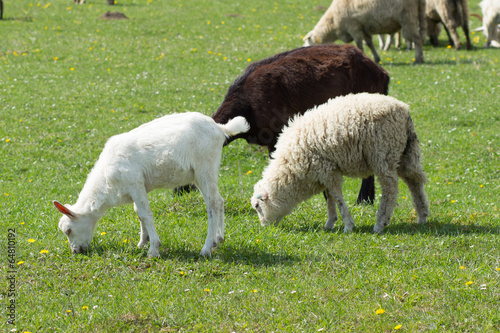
[1,0,499,331]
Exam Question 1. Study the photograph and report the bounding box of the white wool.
[55,112,249,257]
[252,93,429,233]
[303,0,426,64]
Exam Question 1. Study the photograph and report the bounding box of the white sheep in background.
[54,112,249,257]
[480,0,500,47]
[251,93,429,233]
[303,0,426,64]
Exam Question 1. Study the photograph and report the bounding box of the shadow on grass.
[85,240,301,266]
[281,219,500,236]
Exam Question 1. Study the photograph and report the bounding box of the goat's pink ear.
[53,200,76,218]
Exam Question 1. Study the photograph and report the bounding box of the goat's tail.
[399,115,427,184]
[218,116,250,138]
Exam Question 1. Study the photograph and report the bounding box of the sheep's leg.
[131,189,161,257]
[134,202,149,248]
[462,21,472,50]
[196,172,225,257]
[325,176,354,232]
[400,174,429,225]
[374,172,399,233]
[362,34,381,64]
[324,190,338,230]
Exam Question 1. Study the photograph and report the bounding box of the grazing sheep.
[211,44,390,204]
[426,0,472,50]
[303,0,426,64]
[251,93,429,233]
[54,112,250,257]
[479,0,500,47]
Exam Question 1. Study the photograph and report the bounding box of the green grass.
[1,0,499,331]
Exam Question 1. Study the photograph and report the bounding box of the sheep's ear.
[256,192,268,201]
[53,200,76,218]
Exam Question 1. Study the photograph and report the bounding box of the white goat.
[480,0,500,47]
[251,93,429,233]
[54,112,249,257]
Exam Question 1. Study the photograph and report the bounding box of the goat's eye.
[65,228,72,236]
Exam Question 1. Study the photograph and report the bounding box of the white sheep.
[303,0,426,64]
[251,93,429,233]
[480,0,500,48]
[54,112,249,257]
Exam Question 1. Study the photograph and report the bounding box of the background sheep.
[211,44,390,204]
[54,113,249,257]
[480,0,500,47]
[303,0,426,64]
[252,93,429,233]
[426,0,472,50]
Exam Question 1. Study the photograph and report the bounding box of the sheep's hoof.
[324,220,336,230]
[343,226,354,233]
[147,249,160,258]
[373,224,385,234]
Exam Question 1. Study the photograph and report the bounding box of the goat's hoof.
[200,247,212,258]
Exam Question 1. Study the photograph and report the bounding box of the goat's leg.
[196,172,225,257]
[134,202,150,248]
[131,189,161,257]
[373,172,399,233]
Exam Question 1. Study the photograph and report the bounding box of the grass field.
[1,0,499,331]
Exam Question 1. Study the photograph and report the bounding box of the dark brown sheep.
[213,44,390,204]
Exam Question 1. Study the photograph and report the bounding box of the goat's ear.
[53,200,76,218]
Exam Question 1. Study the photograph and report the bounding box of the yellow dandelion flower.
[251,289,258,292]
[247,58,252,62]
[70,68,74,71]
[18,261,25,265]
[447,45,452,49]
[460,265,465,270]
[123,239,128,243]
[375,308,385,315]
[66,309,72,313]
[28,238,36,243]
[5,139,10,142]
[480,184,483,188]
[179,271,184,276]
[101,232,106,235]
[394,324,402,330]
[204,288,211,292]
[465,281,473,286]
[451,200,456,203]
[246,170,252,175]
[40,249,49,254]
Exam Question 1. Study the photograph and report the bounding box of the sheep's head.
[251,181,293,226]
[53,200,97,254]
[303,31,317,46]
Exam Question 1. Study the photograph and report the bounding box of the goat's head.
[53,200,97,254]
